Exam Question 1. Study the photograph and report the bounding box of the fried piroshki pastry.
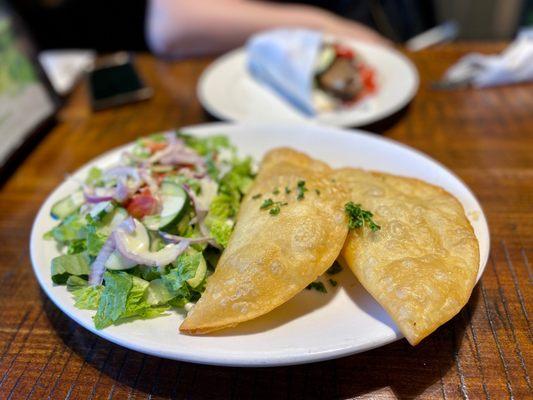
[180,148,348,334]
[335,168,479,345]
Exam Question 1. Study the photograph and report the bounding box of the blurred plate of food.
[198,30,419,127]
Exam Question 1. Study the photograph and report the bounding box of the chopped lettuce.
[85,167,103,186]
[66,275,90,291]
[49,214,88,244]
[206,218,233,248]
[93,271,132,329]
[179,133,232,156]
[51,252,91,284]
[205,156,255,247]
[93,271,168,329]
[48,133,255,331]
[86,226,106,257]
[146,252,205,307]
[67,277,103,309]
[121,276,169,320]
[73,286,103,310]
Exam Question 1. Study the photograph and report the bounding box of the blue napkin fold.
[247,28,323,116]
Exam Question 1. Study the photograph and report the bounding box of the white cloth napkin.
[444,29,533,88]
[247,28,322,115]
[39,49,95,95]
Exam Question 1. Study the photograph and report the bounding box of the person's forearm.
[148,0,329,58]
[147,0,386,58]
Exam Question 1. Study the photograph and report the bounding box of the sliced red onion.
[182,184,208,221]
[104,166,140,181]
[181,184,221,248]
[163,131,183,146]
[149,141,205,171]
[119,216,136,234]
[114,232,189,268]
[159,231,213,245]
[84,191,115,204]
[159,150,205,167]
[139,167,159,196]
[193,172,207,179]
[114,178,129,203]
[148,143,182,164]
[89,236,115,286]
[88,217,135,286]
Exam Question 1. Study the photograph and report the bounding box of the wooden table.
[0,43,531,399]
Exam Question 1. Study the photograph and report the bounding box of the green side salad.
[45,131,255,329]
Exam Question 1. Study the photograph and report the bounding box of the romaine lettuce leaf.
[49,214,88,244]
[206,218,233,248]
[85,167,103,186]
[93,271,168,329]
[94,271,132,329]
[69,278,103,310]
[51,252,91,284]
[205,157,254,247]
[179,133,232,156]
[121,276,169,319]
[86,228,106,256]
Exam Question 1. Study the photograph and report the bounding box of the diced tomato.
[126,189,158,218]
[360,66,376,93]
[154,172,169,184]
[145,141,167,153]
[334,43,355,59]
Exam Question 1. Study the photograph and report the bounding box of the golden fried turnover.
[335,168,479,345]
[180,148,348,334]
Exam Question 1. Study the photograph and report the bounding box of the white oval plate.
[30,122,489,367]
[198,41,419,127]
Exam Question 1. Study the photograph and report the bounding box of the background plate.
[30,122,489,367]
[198,41,419,127]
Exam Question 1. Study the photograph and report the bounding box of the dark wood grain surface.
[0,43,531,399]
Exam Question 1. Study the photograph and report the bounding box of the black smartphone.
[88,53,153,111]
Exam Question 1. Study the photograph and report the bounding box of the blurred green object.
[0,17,37,95]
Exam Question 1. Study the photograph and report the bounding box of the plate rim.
[197,41,420,127]
[30,121,489,367]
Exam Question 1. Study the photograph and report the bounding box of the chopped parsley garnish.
[344,202,381,232]
[269,206,280,215]
[328,279,338,287]
[260,199,287,215]
[272,187,280,195]
[315,189,321,195]
[296,180,308,200]
[252,193,262,200]
[285,186,291,194]
[260,198,274,209]
[306,281,327,293]
[326,262,343,275]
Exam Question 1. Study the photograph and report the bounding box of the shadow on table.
[201,104,411,136]
[42,285,478,399]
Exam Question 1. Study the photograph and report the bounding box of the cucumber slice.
[120,219,151,253]
[104,250,137,270]
[142,182,188,231]
[50,190,85,220]
[89,201,114,220]
[146,279,175,305]
[142,214,161,231]
[186,255,207,288]
[99,207,128,235]
[158,182,188,230]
